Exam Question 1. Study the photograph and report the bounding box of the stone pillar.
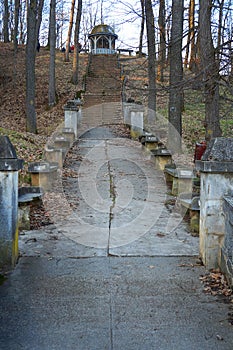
[64,99,82,139]
[151,148,172,170]
[196,137,233,269]
[0,136,23,268]
[123,102,137,125]
[130,109,144,139]
[28,161,58,190]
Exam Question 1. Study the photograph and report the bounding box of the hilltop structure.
[88,24,118,55]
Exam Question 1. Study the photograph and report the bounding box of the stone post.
[196,137,233,269]
[28,161,58,190]
[64,99,82,139]
[130,109,144,139]
[123,102,137,126]
[0,136,23,268]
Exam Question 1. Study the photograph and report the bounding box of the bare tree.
[13,0,20,84]
[35,0,45,50]
[72,0,82,84]
[157,0,166,82]
[26,0,37,133]
[13,0,20,51]
[65,0,76,62]
[145,0,156,114]
[48,0,56,106]
[3,0,10,42]
[138,0,145,57]
[184,0,196,70]
[19,0,27,44]
[168,0,184,152]
[199,0,221,141]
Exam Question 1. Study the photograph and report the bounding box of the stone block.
[130,110,144,139]
[28,162,58,191]
[54,137,70,150]
[44,147,65,168]
[151,148,172,170]
[62,128,75,144]
[144,136,161,151]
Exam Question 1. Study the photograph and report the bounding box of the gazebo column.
[93,37,97,54]
[108,37,112,51]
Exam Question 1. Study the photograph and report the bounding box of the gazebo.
[88,24,118,55]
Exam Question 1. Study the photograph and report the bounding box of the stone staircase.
[83,54,122,111]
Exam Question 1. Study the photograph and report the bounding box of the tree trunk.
[199,0,222,141]
[26,0,37,133]
[35,0,45,50]
[72,0,82,84]
[13,0,20,84]
[19,1,27,44]
[65,0,76,62]
[48,0,56,106]
[168,0,184,153]
[14,0,20,52]
[216,0,224,63]
[145,0,156,116]
[3,0,10,42]
[138,0,145,57]
[184,0,195,70]
[157,0,166,82]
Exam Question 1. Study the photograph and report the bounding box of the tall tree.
[3,0,10,42]
[25,0,37,133]
[35,0,45,50]
[216,0,224,63]
[145,0,156,116]
[72,0,82,84]
[13,0,20,51]
[157,0,166,82]
[138,0,145,57]
[199,0,222,141]
[184,0,196,70]
[13,0,20,84]
[48,0,56,106]
[168,0,184,152]
[65,0,76,62]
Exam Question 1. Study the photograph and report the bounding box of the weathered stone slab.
[201,137,233,161]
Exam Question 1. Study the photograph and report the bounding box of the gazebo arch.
[88,24,118,55]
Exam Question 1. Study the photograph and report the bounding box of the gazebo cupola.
[88,24,118,55]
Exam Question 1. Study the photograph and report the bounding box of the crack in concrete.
[106,141,116,257]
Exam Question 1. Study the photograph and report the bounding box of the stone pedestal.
[64,99,82,139]
[28,161,58,190]
[0,136,23,268]
[123,102,138,126]
[196,137,233,269]
[44,148,65,169]
[130,110,144,139]
[54,136,71,150]
[62,128,75,144]
[151,148,172,170]
[144,136,161,151]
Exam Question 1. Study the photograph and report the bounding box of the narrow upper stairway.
[83,54,122,108]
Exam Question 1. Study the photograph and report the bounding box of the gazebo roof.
[89,24,118,38]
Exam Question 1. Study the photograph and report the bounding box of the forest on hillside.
[0,0,233,146]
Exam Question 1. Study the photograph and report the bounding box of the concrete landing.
[1,257,233,350]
